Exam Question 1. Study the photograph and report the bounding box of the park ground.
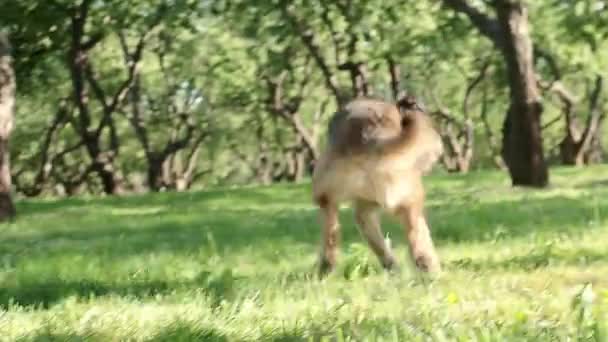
[1,165,608,341]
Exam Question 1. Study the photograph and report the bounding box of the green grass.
[1,165,608,341]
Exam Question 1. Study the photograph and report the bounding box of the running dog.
[311,95,443,277]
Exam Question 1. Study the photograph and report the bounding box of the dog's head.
[396,94,426,128]
[396,94,425,114]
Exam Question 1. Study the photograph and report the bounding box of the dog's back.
[313,96,442,209]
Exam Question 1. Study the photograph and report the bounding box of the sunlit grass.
[1,165,608,340]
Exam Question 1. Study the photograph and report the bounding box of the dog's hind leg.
[354,200,397,271]
[396,200,441,274]
[316,195,340,277]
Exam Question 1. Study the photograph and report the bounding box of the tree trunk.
[496,1,548,187]
[146,154,165,191]
[0,33,16,220]
[441,0,549,185]
[436,119,473,173]
[584,121,605,164]
[550,74,605,166]
[291,145,307,182]
[66,4,126,196]
[558,116,585,166]
[256,155,273,185]
[387,57,401,101]
[93,159,125,195]
[559,135,581,165]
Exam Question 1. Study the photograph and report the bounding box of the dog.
[311,95,443,277]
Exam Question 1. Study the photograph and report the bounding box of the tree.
[496,1,548,186]
[5,0,208,195]
[0,32,16,219]
[120,31,210,191]
[5,0,607,196]
[442,0,549,187]
[532,0,608,166]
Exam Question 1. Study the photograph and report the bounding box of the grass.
[1,165,608,341]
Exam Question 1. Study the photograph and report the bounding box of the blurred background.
[0,0,606,200]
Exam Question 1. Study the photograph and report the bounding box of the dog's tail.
[324,97,443,174]
[378,109,443,174]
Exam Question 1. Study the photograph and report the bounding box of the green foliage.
[341,242,380,280]
[3,0,608,193]
[1,166,608,339]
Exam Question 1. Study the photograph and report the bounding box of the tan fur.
[312,96,443,276]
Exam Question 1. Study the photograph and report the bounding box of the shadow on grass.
[3,193,605,261]
[15,183,309,217]
[0,207,319,260]
[427,195,602,244]
[17,324,228,342]
[0,278,174,309]
[0,267,238,309]
[16,332,106,342]
[147,323,229,342]
[449,247,608,272]
[574,178,608,189]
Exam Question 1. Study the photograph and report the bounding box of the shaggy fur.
[312,95,443,276]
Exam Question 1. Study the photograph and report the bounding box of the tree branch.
[463,59,491,119]
[386,56,401,100]
[92,30,147,138]
[541,114,562,130]
[479,86,506,169]
[279,1,342,104]
[318,1,341,66]
[81,31,105,51]
[580,75,604,152]
[441,0,503,49]
[183,133,208,179]
[119,32,151,155]
[265,69,318,159]
[535,47,562,82]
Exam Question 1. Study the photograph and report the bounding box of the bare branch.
[463,59,491,119]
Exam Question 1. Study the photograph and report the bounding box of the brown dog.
[311,95,443,277]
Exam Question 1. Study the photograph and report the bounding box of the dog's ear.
[396,94,426,128]
[396,94,425,114]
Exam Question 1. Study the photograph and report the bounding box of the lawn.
[1,166,608,341]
